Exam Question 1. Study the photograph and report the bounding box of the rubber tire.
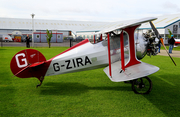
[132,76,152,94]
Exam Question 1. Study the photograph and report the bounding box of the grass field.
[161,45,180,51]
[1,47,180,117]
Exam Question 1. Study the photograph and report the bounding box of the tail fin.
[10,49,48,83]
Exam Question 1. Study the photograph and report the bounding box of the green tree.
[46,29,52,48]
[167,29,172,39]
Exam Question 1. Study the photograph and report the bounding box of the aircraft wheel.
[132,76,152,94]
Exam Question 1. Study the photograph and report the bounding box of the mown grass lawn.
[161,45,180,51]
[0,47,180,117]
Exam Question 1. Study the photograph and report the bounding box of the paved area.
[158,50,180,58]
[0,40,79,47]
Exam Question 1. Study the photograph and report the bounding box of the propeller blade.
[160,38,176,66]
[149,21,160,38]
[149,21,176,66]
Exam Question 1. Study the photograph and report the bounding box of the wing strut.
[100,34,103,41]
[124,25,141,68]
[120,30,125,71]
[120,25,141,71]
[107,33,112,77]
[94,35,96,44]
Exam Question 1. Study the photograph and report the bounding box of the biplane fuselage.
[44,30,159,82]
[45,33,141,76]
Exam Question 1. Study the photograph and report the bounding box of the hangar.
[0,13,180,43]
[0,17,105,42]
[140,13,180,44]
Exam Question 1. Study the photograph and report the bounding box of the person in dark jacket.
[158,40,161,53]
[26,34,30,48]
[168,35,175,53]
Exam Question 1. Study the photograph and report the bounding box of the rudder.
[10,49,46,78]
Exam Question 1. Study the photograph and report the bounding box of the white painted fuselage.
[45,40,109,76]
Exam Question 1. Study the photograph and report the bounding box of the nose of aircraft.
[135,32,148,60]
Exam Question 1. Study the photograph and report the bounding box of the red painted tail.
[10,49,48,80]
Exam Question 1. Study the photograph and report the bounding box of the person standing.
[26,34,30,48]
[168,35,175,53]
[158,40,161,53]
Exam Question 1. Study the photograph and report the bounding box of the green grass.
[161,45,180,51]
[1,47,180,117]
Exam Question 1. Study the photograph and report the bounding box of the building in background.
[0,13,180,43]
[0,17,104,42]
[139,14,180,44]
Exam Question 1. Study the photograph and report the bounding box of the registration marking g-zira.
[52,56,92,72]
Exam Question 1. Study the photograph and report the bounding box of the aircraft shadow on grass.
[39,74,180,116]
[143,75,180,116]
[39,82,131,96]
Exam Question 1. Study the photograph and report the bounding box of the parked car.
[0,34,13,42]
[75,36,84,41]
[175,39,180,45]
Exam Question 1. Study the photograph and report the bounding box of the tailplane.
[10,49,48,87]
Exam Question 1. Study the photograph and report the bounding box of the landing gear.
[36,80,43,88]
[132,76,152,94]
[36,76,44,88]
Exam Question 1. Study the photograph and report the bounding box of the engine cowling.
[135,32,148,60]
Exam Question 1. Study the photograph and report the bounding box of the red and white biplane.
[10,17,176,94]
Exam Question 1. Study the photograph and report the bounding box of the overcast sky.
[1,0,180,22]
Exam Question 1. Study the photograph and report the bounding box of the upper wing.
[95,17,157,34]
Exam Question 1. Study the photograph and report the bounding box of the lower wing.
[104,61,159,82]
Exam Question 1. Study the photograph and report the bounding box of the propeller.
[149,21,176,66]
